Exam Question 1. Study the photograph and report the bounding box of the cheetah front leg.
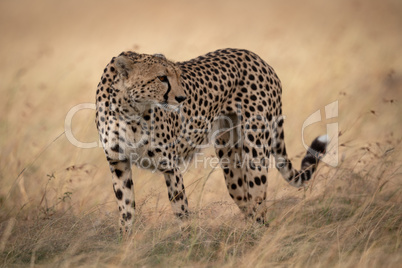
[108,160,135,236]
[163,168,189,218]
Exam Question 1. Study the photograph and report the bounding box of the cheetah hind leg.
[213,113,268,223]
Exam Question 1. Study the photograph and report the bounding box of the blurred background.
[0,0,401,223]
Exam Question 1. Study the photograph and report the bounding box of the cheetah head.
[113,53,186,111]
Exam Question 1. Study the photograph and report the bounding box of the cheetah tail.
[274,135,328,187]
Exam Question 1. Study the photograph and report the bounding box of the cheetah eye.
[158,76,168,83]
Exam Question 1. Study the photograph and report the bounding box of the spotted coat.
[95,48,327,234]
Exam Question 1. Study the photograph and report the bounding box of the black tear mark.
[163,79,172,101]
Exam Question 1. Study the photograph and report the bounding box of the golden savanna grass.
[0,0,401,267]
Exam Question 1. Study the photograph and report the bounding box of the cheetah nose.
[175,96,187,103]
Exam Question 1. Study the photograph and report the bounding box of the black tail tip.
[301,135,329,170]
[310,135,328,155]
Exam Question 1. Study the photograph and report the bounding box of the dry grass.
[1,0,401,267]
[1,150,401,267]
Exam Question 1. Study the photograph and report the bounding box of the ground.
[0,0,401,267]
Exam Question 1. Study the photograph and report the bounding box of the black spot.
[223,168,230,175]
[229,170,234,178]
[256,139,261,147]
[173,191,184,202]
[267,114,272,121]
[165,169,174,175]
[287,161,293,170]
[126,212,132,220]
[125,179,133,189]
[231,183,237,190]
[261,175,267,184]
[218,150,224,158]
[111,144,124,154]
[254,176,261,185]
[243,146,250,153]
[175,212,184,218]
[115,189,123,200]
[252,148,258,158]
[249,161,256,170]
[147,150,154,157]
[115,169,123,178]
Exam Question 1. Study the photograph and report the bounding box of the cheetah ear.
[115,55,134,78]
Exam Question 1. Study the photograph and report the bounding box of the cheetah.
[95,48,327,234]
